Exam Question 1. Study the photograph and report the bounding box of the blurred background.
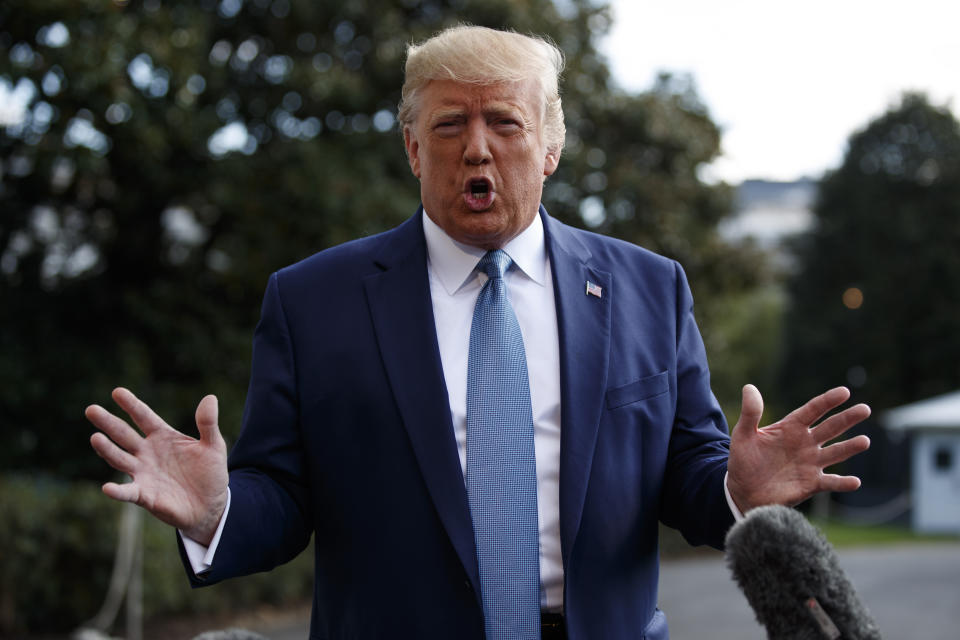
[2,0,959,637]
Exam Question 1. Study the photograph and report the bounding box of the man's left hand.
[726,384,872,514]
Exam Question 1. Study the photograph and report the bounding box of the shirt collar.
[422,209,548,295]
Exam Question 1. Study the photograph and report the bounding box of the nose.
[462,119,491,165]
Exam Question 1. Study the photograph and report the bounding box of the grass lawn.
[812,519,960,547]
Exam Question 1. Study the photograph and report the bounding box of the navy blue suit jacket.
[186,208,735,639]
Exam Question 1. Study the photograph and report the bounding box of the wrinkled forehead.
[413,78,546,124]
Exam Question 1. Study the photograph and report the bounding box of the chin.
[454,214,512,246]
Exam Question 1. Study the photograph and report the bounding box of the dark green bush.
[0,475,313,636]
[0,475,117,634]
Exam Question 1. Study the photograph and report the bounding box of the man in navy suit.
[87,26,871,639]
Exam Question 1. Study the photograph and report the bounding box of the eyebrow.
[426,102,527,124]
[484,104,525,121]
[427,108,466,124]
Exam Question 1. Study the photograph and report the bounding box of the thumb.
[195,394,222,443]
[733,384,764,436]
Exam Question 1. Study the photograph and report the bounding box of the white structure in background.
[718,179,816,269]
[883,391,960,534]
[721,179,816,248]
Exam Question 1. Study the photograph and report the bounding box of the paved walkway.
[658,542,960,639]
[247,542,960,639]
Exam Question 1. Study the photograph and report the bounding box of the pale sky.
[601,0,960,183]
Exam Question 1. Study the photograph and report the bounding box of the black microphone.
[724,505,882,639]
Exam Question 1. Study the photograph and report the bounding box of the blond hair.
[397,25,566,153]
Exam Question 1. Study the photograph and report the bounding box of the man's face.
[403,78,560,249]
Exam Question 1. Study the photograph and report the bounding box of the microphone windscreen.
[724,505,882,639]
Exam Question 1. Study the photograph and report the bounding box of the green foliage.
[1,0,760,473]
[0,475,116,634]
[706,284,786,426]
[0,474,314,635]
[780,93,960,410]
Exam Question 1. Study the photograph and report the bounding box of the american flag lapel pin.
[585,281,602,298]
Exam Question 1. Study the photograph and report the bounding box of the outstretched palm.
[87,388,229,545]
[726,385,872,513]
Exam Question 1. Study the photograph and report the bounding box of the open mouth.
[470,180,489,197]
[464,178,494,210]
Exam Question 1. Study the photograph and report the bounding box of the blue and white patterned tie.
[466,249,541,640]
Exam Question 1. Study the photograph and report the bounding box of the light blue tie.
[467,249,541,640]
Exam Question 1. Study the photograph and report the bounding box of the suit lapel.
[543,210,612,570]
[362,210,481,599]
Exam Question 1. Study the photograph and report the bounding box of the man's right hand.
[86,388,229,546]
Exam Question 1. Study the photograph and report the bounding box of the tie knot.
[477,249,512,280]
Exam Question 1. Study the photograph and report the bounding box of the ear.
[543,146,560,177]
[403,125,421,179]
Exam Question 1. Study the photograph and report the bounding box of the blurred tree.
[1,0,763,478]
[780,93,960,411]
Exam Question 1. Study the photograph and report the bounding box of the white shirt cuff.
[179,487,231,576]
[723,471,745,521]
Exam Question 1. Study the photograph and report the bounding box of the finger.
[85,404,144,453]
[733,384,764,436]
[90,432,139,474]
[819,434,871,468]
[783,386,851,427]
[818,473,862,493]
[102,480,142,504]
[810,403,872,444]
[195,394,222,444]
[112,387,168,435]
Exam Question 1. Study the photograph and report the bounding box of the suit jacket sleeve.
[185,271,314,586]
[658,261,734,547]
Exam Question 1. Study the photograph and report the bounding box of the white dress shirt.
[422,211,564,610]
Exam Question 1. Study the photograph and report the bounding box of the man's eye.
[434,121,460,134]
[493,118,522,131]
